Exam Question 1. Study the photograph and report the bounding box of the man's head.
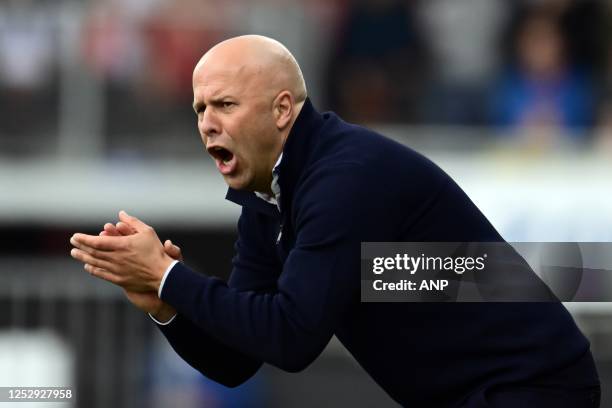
[192,35,307,193]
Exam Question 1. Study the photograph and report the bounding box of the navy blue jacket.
[157,99,596,407]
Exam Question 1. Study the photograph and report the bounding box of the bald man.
[70,36,600,407]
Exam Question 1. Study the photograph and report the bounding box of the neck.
[257,183,274,196]
[253,99,306,196]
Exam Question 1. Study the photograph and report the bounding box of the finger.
[71,248,117,272]
[164,240,183,261]
[71,233,125,251]
[166,239,180,251]
[84,263,122,286]
[86,263,147,292]
[70,239,114,261]
[71,235,113,254]
[118,210,149,233]
[116,221,135,236]
[104,223,121,236]
[164,240,176,254]
[164,240,176,256]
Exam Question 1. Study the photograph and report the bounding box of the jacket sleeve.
[155,208,284,386]
[160,164,383,372]
[156,313,262,387]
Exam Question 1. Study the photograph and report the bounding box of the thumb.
[118,210,148,232]
[164,240,183,261]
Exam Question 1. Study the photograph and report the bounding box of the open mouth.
[208,145,237,175]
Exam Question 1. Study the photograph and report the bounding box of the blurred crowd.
[2,0,612,154]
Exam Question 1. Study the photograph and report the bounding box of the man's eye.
[222,102,234,109]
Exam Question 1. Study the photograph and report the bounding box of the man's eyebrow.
[193,96,234,113]
[193,100,203,113]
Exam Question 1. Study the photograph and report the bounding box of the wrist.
[155,254,175,292]
[151,302,176,323]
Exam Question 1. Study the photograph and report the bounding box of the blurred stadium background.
[1,0,611,406]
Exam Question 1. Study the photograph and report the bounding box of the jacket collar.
[225,97,324,216]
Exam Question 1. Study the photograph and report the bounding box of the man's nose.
[198,109,221,139]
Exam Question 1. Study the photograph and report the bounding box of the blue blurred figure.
[490,7,595,145]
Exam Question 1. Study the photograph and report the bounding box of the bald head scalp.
[194,35,307,105]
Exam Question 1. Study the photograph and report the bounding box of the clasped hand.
[70,210,175,293]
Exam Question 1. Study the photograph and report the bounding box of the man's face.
[193,63,282,192]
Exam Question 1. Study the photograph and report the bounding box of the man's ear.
[273,91,293,130]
